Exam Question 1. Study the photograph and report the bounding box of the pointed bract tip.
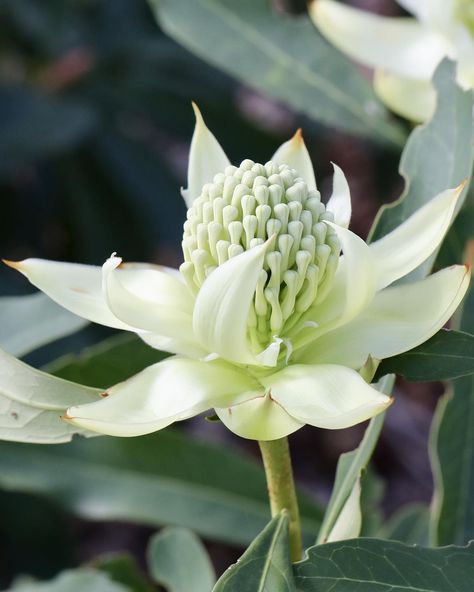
[2,258,22,270]
[309,0,323,17]
[463,239,474,270]
[292,128,304,143]
[191,101,204,125]
[456,179,468,194]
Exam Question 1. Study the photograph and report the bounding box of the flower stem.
[258,437,302,562]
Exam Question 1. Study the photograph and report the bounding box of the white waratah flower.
[310,0,474,121]
[4,106,470,440]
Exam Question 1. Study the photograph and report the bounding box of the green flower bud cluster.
[180,159,340,349]
[455,0,474,35]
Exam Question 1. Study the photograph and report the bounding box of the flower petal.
[301,223,376,336]
[65,357,260,436]
[271,129,316,189]
[326,478,362,543]
[370,186,462,290]
[139,333,209,359]
[215,395,303,441]
[3,258,130,330]
[310,0,447,79]
[296,264,470,369]
[102,255,195,342]
[193,241,270,366]
[373,70,436,122]
[326,163,351,229]
[262,364,391,429]
[184,102,230,207]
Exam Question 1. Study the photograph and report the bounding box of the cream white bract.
[310,0,474,121]
[5,106,469,440]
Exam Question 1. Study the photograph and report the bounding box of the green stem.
[258,437,302,562]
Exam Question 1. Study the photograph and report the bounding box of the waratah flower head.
[3,105,469,440]
[181,156,340,360]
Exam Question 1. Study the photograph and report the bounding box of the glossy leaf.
[0,347,100,443]
[0,430,322,547]
[369,60,474,280]
[294,539,474,591]
[147,528,215,592]
[376,329,474,382]
[213,513,295,592]
[430,243,474,545]
[149,0,404,145]
[0,293,87,358]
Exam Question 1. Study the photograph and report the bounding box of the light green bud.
[180,159,340,351]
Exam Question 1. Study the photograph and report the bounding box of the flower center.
[180,159,340,349]
[455,0,474,36]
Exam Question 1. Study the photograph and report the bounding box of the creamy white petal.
[302,223,376,335]
[262,364,391,429]
[116,262,194,313]
[184,103,230,207]
[4,258,131,330]
[215,394,303,441]
[65,357,260,437]
[193,241,269,366]
[326,478,362,543]
[102,255,195,342]
[139,333,208,359]
[296,265,470,369]
[326,164,351,229]
[310,0,447,79]
[373,70,436,122]
[370,186,462,290]
[271,129,316,189]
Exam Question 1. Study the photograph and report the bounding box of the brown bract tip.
[464,239,474,271]
[100,391,110,398]
[61,413,73,421]
[292,128,304,144]
[2,259,22,270]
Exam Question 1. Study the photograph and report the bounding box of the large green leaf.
[149,0,404,145]
[0,430,322,547]
[0,347,100,443]
[294,539,474,591]
[430,241,474,545]
[6,570,129,592]
[213,513,295,592]
[147,528,215,592]
[369,60,474,279]
[0,293,87,358]
[376,329,474,382]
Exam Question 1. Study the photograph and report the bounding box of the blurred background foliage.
[0,0,456,588]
